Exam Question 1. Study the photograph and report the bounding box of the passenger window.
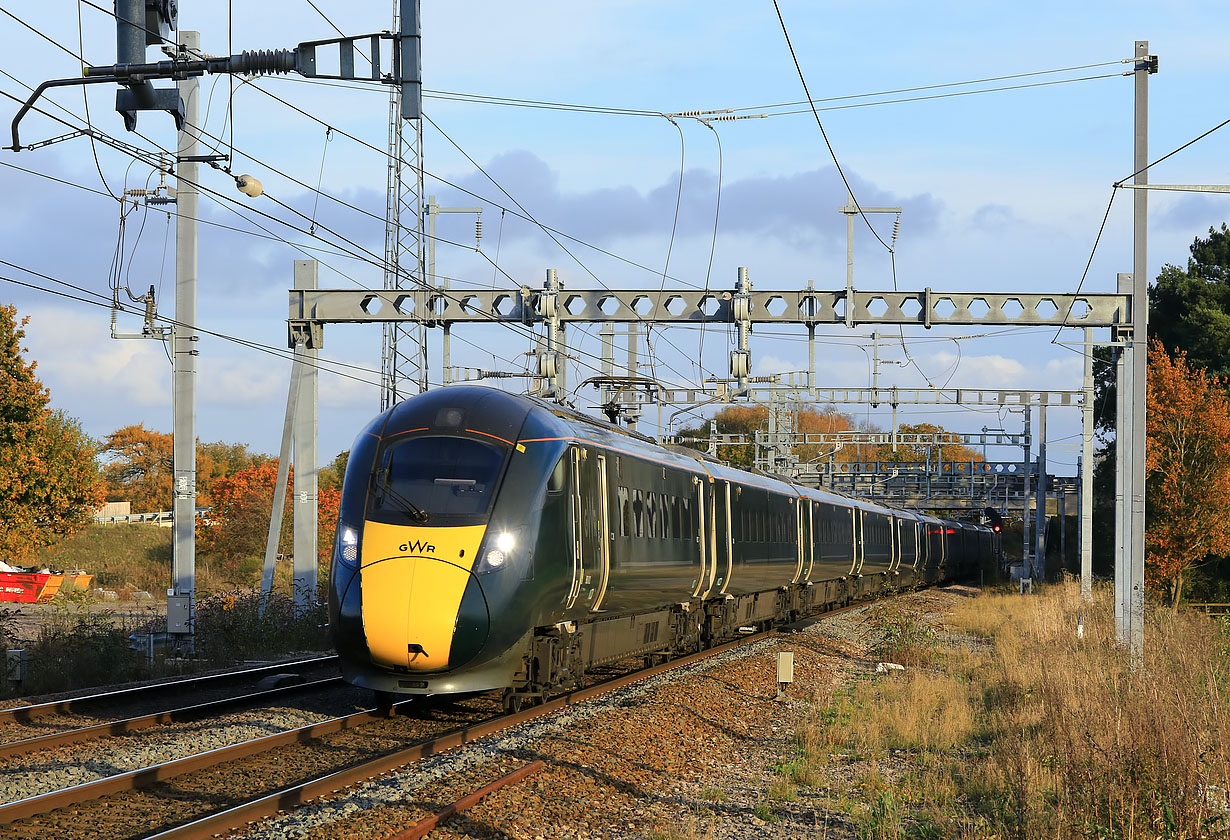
[547,454,567,495]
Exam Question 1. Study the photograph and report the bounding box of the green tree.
[0,305,103,561]
[1149,223,1230,377]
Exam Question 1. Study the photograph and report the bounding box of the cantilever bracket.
[8,76,121,152]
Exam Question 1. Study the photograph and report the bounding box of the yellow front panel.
[359,521,486,672]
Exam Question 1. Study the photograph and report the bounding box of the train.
[328,385,999,710]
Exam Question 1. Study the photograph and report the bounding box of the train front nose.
[359,523,490,672]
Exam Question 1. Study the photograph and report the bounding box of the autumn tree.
[100,424,172,511]
[101,426,262,510]
[676,404,870,468]
[196,459,340,586]
[873,422,983,463]
[0,305,103,560]
[1144,340,1230,608]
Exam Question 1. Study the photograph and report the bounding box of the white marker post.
[776,651,795,699]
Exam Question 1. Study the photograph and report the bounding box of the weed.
[767,774,798,802]
[774,756,820,787]
[752,801,780,823]
[696,787,728,802]
[194,589,328,662]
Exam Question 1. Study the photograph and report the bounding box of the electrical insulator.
[474,218,482,247]
[729,349,750,379]
[732,296,751,323]
[892,215,901,247]
[537,352,558,379]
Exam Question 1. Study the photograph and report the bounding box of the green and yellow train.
[328,386,999,710]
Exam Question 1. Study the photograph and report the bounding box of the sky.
[2,1,1229,477]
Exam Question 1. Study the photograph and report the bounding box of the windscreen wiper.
[373,475,430,523]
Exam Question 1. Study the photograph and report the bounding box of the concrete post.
[171,31,200,633]
[293,260,320,609]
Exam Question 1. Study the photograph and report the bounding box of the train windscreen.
[369,436,505,522]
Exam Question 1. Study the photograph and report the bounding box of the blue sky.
[2,1,1229,474]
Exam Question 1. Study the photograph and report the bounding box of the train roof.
[402,387,988,526]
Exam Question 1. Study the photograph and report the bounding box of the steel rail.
[0,676,343,759]
[0,595,893,836]
[0,701,406,824]
[390,760,546,840]
[139,622,800,840]
[0,655,338,726]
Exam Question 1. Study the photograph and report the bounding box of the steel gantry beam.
[288,285,1129,332]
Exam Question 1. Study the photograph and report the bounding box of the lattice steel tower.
[381,0,427,409]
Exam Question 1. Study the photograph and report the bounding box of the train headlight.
[335,525,360,567]
[477,531,515,573]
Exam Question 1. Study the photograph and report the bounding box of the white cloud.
[23,306,171,413]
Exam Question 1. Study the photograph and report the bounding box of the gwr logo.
[398,540,437,554]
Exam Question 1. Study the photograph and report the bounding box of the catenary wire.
[769,0,892,255]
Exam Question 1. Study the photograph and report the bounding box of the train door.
[889,517,901,573]
[691,475,710,598]
[851,509,865,575]
[800,499,815,581]
[717,480,733,595]
[792,498,806,583]
[565,447,611,611]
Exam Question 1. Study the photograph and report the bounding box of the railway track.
[0,614,807,840]
[0,655,339,736]
[0,590,913,840]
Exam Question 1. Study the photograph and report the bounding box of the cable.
[0,79,575,381]
[1114,115,1230,187]
[6,93,659,392]
[731,59,1131,114]
[75,1,120,200]
[771,0,891,255]
[246,80,704,288]
[1051,190,1117,344]
[0,7,85,61]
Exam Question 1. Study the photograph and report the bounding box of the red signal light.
[993,525,1001,532]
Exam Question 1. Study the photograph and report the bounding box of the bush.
[194,589,328,663]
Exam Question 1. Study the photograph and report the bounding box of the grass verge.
[778,584,1230,838]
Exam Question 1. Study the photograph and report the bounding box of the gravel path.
[219,587,978,840]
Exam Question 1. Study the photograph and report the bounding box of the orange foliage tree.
[0,305,103,561]
[873,422,983,463]
[677,404,866,468]
[101,425,262,511]
[1145,340,1230,607]
[100,424,172,512]
[196,459,340,587]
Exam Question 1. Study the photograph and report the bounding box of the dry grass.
[33,524,320,597]
[801,583,1230,839]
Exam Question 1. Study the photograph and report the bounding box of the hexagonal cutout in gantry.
[631,295,654,317]
[393,295,414,316]
[866,296,889,318]
[493,294,516,316]
[1068,298,1092,320]
[1036,298,1058,319]
[699,295,722,317]
[901,298,922,319]
[1002,298,1024,319]
[765,296,787,317]
[360,295,384,316]
[664,295,687,316]
[969,298,990,319]
[933,297,957,319]
[459,295,479,313]
[598,295,622,316]
[564,294,587,316]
